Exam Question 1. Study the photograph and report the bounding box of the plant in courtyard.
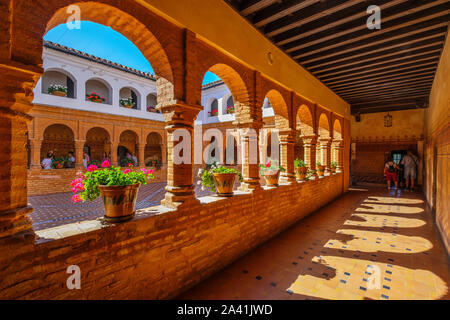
[47,84,67,95]
[120,158,137,167]
[52,156,67,169]
[86,92,105,102]
[331,161,338,168]
[294,158,306,168]
[71,160,154,203]
[259,158,285,176]
[120,97,135,108]
[226,105,235,114]
[316,161,322,166]
[198,161,243,193]
[88,159,101,167]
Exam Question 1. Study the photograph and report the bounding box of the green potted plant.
[120,158,136,167]
[316,161,325,177]
[120,97,135,109]
[294,158,308,181]
[331,161,338,173]
[226,105,235,114]
[198,161,243,197]
[208,109,218,117]
[71,160,154,222]
[52,156,66,169]
[259,158,285,186]
[48,84,68,97]
[86,92,105,103]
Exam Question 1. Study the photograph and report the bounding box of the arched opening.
[85,78,112,104]
[225,135,239,165]
[226,95,235,114]
[318,113,331,139]
[317,113,331,170]
[41,124,75,168]
[146,93,160,113]
[85,127,111,165]
[119,87,140,110]
[41,69,76,98]
[119,130,139,167]
[333,119,343,140]
[145,132,163,167]
[209,98,219,117]
[295,104,314,164]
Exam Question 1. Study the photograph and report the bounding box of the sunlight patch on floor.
[288,255,448,300]
[355,203,424,214]
[344,213,426,228]
[325,229,432,253]
[363,196,424,205]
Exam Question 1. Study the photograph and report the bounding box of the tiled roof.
[44,41,226,89]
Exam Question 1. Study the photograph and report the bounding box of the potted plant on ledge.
[316,161,325,177]
[198,161,243,197]
[294,158,308,181]
[331,161,338,174]
[52,156,66,169]
[259,158,285,186]
[226,105,235,114]
[120,97,135,109]
[86,92,105,103]
[48,84,68,97]
[71,160,154,222]
[208,109,218,117]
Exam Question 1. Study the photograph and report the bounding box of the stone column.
[332,139,344,172]
[160,102,202,209]
[238,125,262,191]
[319,138,332,174]
[74,140,86,169]
[138,144,145,167]
[29,139,42,169]
[302,135,317,172]
[111,142,119,166]
[279,130,296,184]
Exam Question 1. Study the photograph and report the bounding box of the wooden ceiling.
[224,0,450,115]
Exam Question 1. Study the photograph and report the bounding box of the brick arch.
[296,104,314,136]
[38,121,77,141]
[318,112,331,139]
[264,89,290,130]
[333,118,343,140]
[83,125,113,142]
[85,127,111,161]
[205,64,249,106]
[41,123,75,159]
[118,129,140,143]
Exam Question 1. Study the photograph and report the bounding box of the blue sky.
[44,21,220,84]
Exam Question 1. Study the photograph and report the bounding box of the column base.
[0,206,35,239]
[161,185,200,209]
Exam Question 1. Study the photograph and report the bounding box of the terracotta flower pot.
[317,165,325,177]
[295,167,308,180]
[147,108,157,113]
[212,173,236,197]
[98,183,140,222]
[122,104,133,109]
[331,166,336,174]
[263,170,280,186]
[91,99,103,103]
[52,90,66,97]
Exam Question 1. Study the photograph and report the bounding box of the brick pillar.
[332,139,344,172]
[160,103,202,209]
[302,135,317,172]
[279,130,296,184]
[111,142,119,166]
[29,139,42,169]
[238,126,261,192]
[0,111,34,238]
[74,140,85,169]
[138,144,145,167]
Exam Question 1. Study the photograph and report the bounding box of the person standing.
[82,152,90,169]
[400,150,419,191]
[41,152,53,170]
[384,156,400,191]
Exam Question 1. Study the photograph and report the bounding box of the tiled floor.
[178,186,450,300]
[29,182,214,231]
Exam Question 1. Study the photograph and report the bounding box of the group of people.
[384,150,419,192]
[41,150,75,169]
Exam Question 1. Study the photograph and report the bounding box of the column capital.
[301,135,317,145]
[158,101,202,127]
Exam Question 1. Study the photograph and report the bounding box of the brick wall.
[0,173,344,299]
[27,167,168,196]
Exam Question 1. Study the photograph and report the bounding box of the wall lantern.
[384,113,392,127]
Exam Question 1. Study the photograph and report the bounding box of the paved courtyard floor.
[29,182,213,231]
[178,186,450,300]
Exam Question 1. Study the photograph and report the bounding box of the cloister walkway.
[179,187,450,300]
